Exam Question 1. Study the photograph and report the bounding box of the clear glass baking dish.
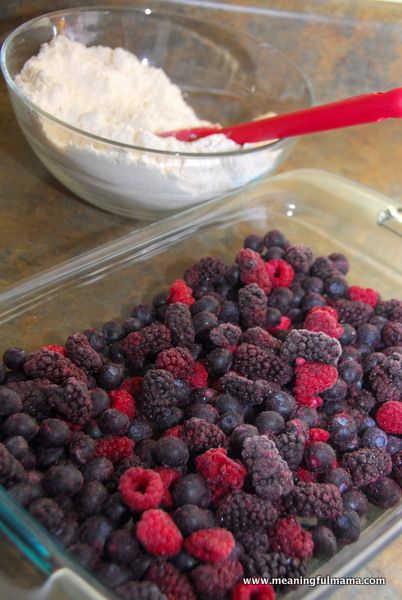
[0,168,401,600]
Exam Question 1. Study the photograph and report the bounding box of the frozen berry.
[365,476,401,508]
[2,413,39,440]
[80,515,113,552]
[264,390,296,421]
[99,409,129,436]
[119,467,163,512]
[128,418,153,443]
[361,426,388,450]
[37,418,71,447]
[255,411,285,435]
[152,437,189,468]
[136,509,183,557]
[173,504,215,536]
[171,474,211,508]
[331,510,361,545]
[323,468,352,494]
[304,442,336,473]
[97,362,125,390]
[218,412,243,434]
[90,388,110,417]
[103,493,131,527]
[312,525,337,558]
[44,464,83,497]
[0,388,23,415]
[342,490,369,516]
[75,481,108,517]
[82,457,114,483]
[105,529,139,565]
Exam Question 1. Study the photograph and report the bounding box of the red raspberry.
[184,528,235,563]
[296,467,317,483]
[295,395,323,409]
[136,509,183,556]
[265,259,295,288]
[309,306,339,319]
[304,309,343,339]
[188,362,209,388]
[41,344,66,356]
[154,467,181,508]
[119,467,163,512]
[375,401,402,434]
[167,279,195,306]
[109,389,136,418]
[195,448,247,502]
[95,436,134,463]
[294,362,338,396]
[120,376,143,396]
[155,347,194,379]
[308,428,330,443]
[162,425,183,438]
[268,316,292,333]
[232,583,276,600]
[236,249,272,295]
[349,285,379,307]
[271,516,314,559]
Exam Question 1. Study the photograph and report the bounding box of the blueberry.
[131,304,155,327]
[230,424,259,455]
[356,324,381,348]
[339,324,357,346]
[122,317,142,334]
[0,388,23,416]
[255,411,285,435]
[2,413,38,440]
[324,276,348,299]
[173,505,215,536]
[358,415,376,434]
[294,406,319,428]
[173,379,192,407]
[219,301,240,324]
[218,412,243,434]
[152,437,189,468]
[323,467,352,494]
[171,474,211,508]
[290,285,306,308]
[83,329,107,351]
[300,292,326,312]
[312,525,337,558]
[214,393,242,415]
[130,554,154,580]
[172,551,199,571]
[191,296,221,316]
[387,435,402,455]
[82,457,114,483]
[206,348,233,377]
[363,352,385,372]
[4,435,29,461]
[328,413,357,446]
[128,418,153,443]
[97,362,125,390]
[265,308,281,328]
[186,403,218,424]
[338,360,363,385]
[36,446,65,469]
[90,388,110,417]
[265,246,285,260]
[342,490,369,515]
[84,420,104,439]
[361,426,388,450]
[331,510,361,545]
[244,234,264,252]
[328,252,349,275]
[105,529,139,565]
[321,379,348,402]
[369,315,387,330]
[69,433,96,465]
[157,407,184,431]
[96,562,133,588]
[69,543,100,570]
[304,442,335,473]
[301,276,324,294]
[102,493,130,527]
[44,463,84,497]
[365,477,401,508]
[191,388,217,405]
[263,229,288,248]
[3,347,27,370]
[99,409,129,436]
[80,516,113,553]
[110,342,125,363]
[75,481,108,517]
[341,346,362,363]
[8,480,42,507]
[102,320,124,342]
[268,288,293,314]
[264,390,296,421]
[37,418,71,447]
[192,311,219,337]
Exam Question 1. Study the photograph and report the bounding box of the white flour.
[15,36,282,217]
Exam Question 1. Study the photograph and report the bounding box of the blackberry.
[65,333,103,374]
[184,256,228,296]
[115,581,166,600]
[237,529,270,553]
[369,352,402,403]
[180,418,228,454]
[152,437,189,468]
[155,347,194,379]
[37,418,71,447]
[242,551,306,588]
[311,525,337,558]
[238,284,267,328]
[43,463,84,497]
[273,431,305,470]
[219,373,270,406]
[139,369,176,423]
[105,529,139,565]
[342,448,392,487]
[50,377,93,425]
[210,323,242,349]
[310,256,339,280]
[346,388,376,414]
[284,482,343,519]
[0,443,25,485]
[331,510,361,545]
[80,515,113,553]
[255,411,285,435]
[191,559,243,600]
[0,387,22,416]
[216,490,277,533]
[74,481,108,518]
[147,562,196,600]
[241,327,281,351]
[164,302,195,346]
[334,299,374,328]
[29,497,64,535]
[233,343,293,386]
[342,490,369,515]
[172,505,215,536]
[5,380,50,420]
[23,350,87,385]
[122,323,171,369]
[97,362,125,390]
[81,457,114,483]
[241,435,293,501]
[375,298,402,321]
[365,477,402,508]
[2,412,39,440]
[171,473,211,508]
[281,330,342,365]
[285,245,314,273]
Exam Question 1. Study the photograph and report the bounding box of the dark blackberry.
[184,256,228,296]
[255,411,285,435]
[23,350,87,385]
[122,323,171,369]
[152,436,189,468]
[342,490,369,515]
[206,348,233,377]
[342,448,392,487]
[230,424,259,455]
[139,369,176,423]
[65,333,103,375]
[216,490,277,534]
[2,412,39,440]
[172,504,215,536]
[37,418,71,447]
[236,529,270,553]
[242,551,306,588]
[241,435,293,501]
[323,468,352,494]
[50,377,93,425]
[281,329,342,365]
[147,562,196,600]
[369,353,402,403]
[375,298,402,321]
[240,327,281,352]
[346,388,376,413]
[102,492,131,527]
[99,408,129,436]
[29,497,65,535]
[311,525,337,558]
[365,476,402,508]
[192,295,221,316]
[285,245,314,273]
[382,321,402,347]
[97,362,125,390]
[74,481,108,518]
[310,256,339,280]
[264,390,296,421]
[219,372,270,406]
[128,418,153,443]
[82,457,114,483]
[105,529,139,565]
[238,284,267,328]
[43,463,83,497]
[218,412,243,434]
[3,380,49,418]
[304,442,336,473]
[302,276,324,294]
[363,351,385,372]
[0,387,23,416]
[273,431,305,470]
[3,347,27,371]
[268,287,294,314]
[284,482,343,519]
[115,581,166,600]
[80,515,113,553]
[186,403,218,424]
[233,343,293,386]
[191,559,243,600]
[335,299,374,328]
[171,473,211,508]
[300,292,326,312]
[180,418,227,454]
[361,426,388,450]
[331,510,361,545]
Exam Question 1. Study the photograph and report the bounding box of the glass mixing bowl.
[1,6,313,220]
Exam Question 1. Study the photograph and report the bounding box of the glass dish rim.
[0,5,314,159]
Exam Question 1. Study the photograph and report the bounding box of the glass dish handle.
[378,205,402,237]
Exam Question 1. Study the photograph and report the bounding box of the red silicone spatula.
[159,87,402,144]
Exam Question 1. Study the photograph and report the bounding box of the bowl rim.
[0,4,315,159]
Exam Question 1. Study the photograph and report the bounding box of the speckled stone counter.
[0,1,401,599]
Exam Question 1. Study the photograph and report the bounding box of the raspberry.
[236,249,272,295]
[375,401,402,434]
[281,330,342,365]
[304,309,344,339]
[369,353,402,403]
[23,350,87,385]
[167,279,195,306]
[238,284,268,328]
[219,372,270,406]
[268,316,292,333]
[122,323,171,369]
[285,245,314,273]
[191,560,243,600]
[136,509,183,556]
[116,581,166,600]
[184,256,228,296]
[231,583,276,600]
[348,286,379,307]
[285,482,343,520]
[162,425,182,438]
[195,448,247,501]
[265,259,295,288]
[120,376,143,396]
[49,377,93,425]
[95,437,134,463]
[242,551,306,587]
[294,395,323,409]
[139,369,176,422]
[216,490,278,533]
[41,344,66,356]
[342,448,392,487]
[271,516,314,560]
[294,361,338,397]
[233,344,293,386]
[188,362,209,389]
[210,323,242,349]
[165,303,195,346]
[180,418,228,454]
[184,528,235,563]
[241,435,293,501]
[119,467,163,512]
[147,562,196,600]
[272,431,305,470]
[382,321,402,346]
[154,467,181,508]
[65,333,103,374]
[375,299,402,322]
[155,347,194,379]
[296,467,317,483]
[334,299,374,328]
[308,428,330,443]
[0,443,25,485]
[109,389,136,418]
[241,327,281,351]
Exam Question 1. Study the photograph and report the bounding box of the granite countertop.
[0,1,401,599]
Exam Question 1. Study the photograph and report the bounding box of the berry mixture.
[0,229,401,600]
